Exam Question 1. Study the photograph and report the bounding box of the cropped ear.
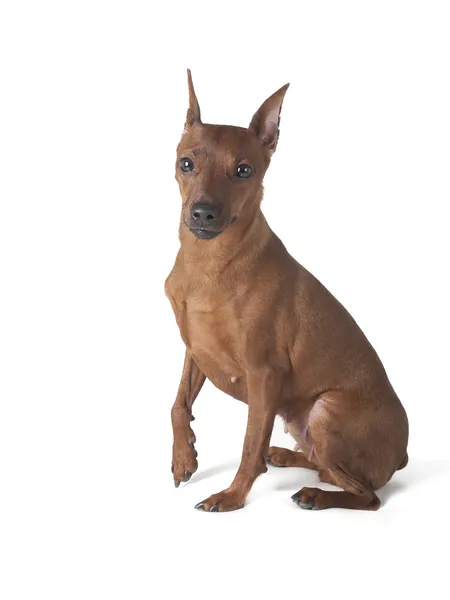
[184,69,202,130]
[249,83,290,154]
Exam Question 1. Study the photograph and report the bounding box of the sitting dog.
[165,70,408,512]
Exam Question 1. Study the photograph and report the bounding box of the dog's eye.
[179,157,194,172]
[236,164,253,179]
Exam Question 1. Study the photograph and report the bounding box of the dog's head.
[176,70,289,240]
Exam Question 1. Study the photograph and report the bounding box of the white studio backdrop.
[0,1,449,599]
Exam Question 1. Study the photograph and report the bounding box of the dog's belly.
[191,349,246,402]
[191,348,246,402]
[282,413,314,456]
[185,300,247,397]
[189,328,246,401]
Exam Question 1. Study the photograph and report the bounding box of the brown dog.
[165,70,409,512]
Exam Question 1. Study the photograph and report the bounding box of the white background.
[1,1,449,598]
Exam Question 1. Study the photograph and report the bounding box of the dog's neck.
[178,190,273,277]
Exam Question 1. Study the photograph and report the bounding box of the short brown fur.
[165,70,408,512]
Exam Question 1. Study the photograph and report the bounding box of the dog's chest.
[185,292,241,370]
[167,274,243,374]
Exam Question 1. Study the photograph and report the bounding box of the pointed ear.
[249,83,290,154]
[184,69,202,130]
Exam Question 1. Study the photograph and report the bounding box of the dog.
[165,70,408,512]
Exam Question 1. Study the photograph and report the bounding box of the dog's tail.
[397,452,409,470]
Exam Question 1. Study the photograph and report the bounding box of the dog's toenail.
[195,502,205,510]
[291,491,301,501]
[210,504,219,512]
[174,480,180,488]
[190,414,195,421]
[298,500,315,510]
[185,470,191,481]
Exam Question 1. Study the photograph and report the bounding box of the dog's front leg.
[171,352,205,487]
[195,370,278,512]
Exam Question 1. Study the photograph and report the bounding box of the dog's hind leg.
[290,390,404,510]
[267,446,318,469]
[292,468,380,511]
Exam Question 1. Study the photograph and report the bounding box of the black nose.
[191,203,219,228]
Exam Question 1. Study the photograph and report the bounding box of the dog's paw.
[267,446,295,467]
[291,487,325,510]
[172,441,198,487]
[194,489,246,512]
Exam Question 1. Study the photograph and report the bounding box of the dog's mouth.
[190,228,222,240]
[187,216,237,240]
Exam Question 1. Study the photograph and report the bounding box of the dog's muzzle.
[188,202,223,240]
